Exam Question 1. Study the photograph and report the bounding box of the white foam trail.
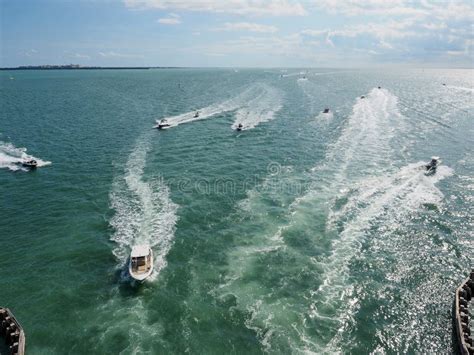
[157,85,258,128]
[220,88,450,353]
[323,88,406,182]
[314,164,453,352]
[0,141,51,171]
[231,84,282,130]
[301,89,450,351]
[312,71,349,76]
[315,111,333,121]
[109,134,178,281]
[282,71,305,78]
[446,85,474,93]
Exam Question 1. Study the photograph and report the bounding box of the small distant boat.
[360,95,366,99]
[424,156,440,176]
[378,86,381,89]
[236,123,243,131]
[442,83,446,86]
[323,108,330,114]
[193,111,200,118]
[22,159,37,169]
[155,119,171,130]
[128,245,154,282]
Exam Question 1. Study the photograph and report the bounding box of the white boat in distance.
[128,245,154,281]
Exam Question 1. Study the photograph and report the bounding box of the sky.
[1,0,473,68]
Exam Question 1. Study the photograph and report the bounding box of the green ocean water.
[0,68,473,354]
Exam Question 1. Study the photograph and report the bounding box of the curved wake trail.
[215,88,453,353]
[109,133,178,281]
[312,164,453,353]
[301,89,452,352]
[0,141,51,171]
[159,84,282,130]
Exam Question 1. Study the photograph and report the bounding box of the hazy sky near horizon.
[1,0,473,67]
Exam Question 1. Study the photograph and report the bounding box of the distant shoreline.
[0,66,181,71]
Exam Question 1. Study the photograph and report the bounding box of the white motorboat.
[155,119,171,130]
[424,156,440,176]
[22,159,38,169]
[128,245,154,281]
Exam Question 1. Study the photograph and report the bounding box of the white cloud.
[447,50,464,56]
[311,0,474,22]
[24,49,38,57]
[99,51,144,58]
[158,12,181,24]
[124,0,307,16]
[217,22,278,33]
[72,53,91,60]
[311,0,427,17]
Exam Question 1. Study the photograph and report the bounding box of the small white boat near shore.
[128,245,153,281]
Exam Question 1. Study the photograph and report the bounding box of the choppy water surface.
[0,68,473,354]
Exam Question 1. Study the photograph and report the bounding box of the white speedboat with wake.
[424,156,440,176]
[154,119,171,130]
[128,245,154,281]
[21,159,38,169]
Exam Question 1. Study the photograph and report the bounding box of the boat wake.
[158,84,282,131]
[311,163,453,352]
[231,84,282,130]
[109,133,178,281]
[321,88,408,181]
[299,88,452,352]
[315,111,334,121]
[0,141,51,171]
[446,85,474,93]
[213,88,453,352]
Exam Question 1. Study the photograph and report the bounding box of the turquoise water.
[0,68,473,354]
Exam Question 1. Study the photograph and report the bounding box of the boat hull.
[128,249,154,282]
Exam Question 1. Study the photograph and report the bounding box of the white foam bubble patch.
[231,84,282,130]
[109,134,178,281]
[0,141,51,171]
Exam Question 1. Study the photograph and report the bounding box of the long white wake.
[0,140,51,171]
[231,84,282,130]
[157,84,282,131]
[109,133,178,281]
[304,88,451,352]
[313,163,453,352]
[214,88,453,353]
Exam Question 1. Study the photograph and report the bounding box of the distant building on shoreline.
[18,64,82,69]
[0,64,181,70]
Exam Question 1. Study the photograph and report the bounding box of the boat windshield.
[131,256,147,272]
